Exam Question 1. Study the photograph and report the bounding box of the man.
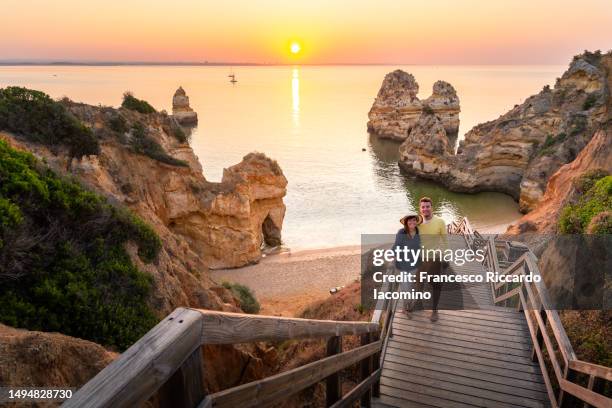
[416,196,447,322]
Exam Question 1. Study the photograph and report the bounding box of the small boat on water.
[228,71,237,84]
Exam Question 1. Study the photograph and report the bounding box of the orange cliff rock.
[506,128,612,234]
[397,51,611,212]
[1,100,287,314]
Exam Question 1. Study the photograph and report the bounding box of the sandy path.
[210,245,362,316]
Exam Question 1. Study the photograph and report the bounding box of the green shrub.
[559,175,612,234]
[121,92,156,114]
[0,140,159,350]
[222,281,260,314]
[173,124,188,143]
[0,87,99,159]
[109,114,128,133]
[130,123,188,167]
[538,133,566,156]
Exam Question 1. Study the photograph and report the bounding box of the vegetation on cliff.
[559,171,611,234]
[0,140,159,350]
[129,122,188,167]
[222,281,260,314]
[0,87,99,160]
[121,92,156,114]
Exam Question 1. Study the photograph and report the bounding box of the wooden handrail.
[486,235,612,408]
[208,340,381,408]
[66,306,384,407]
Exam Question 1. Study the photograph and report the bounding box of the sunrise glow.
[290,42,301,55]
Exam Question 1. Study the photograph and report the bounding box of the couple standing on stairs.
[393,196,448,322]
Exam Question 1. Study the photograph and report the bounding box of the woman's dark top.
[393,227,421,272]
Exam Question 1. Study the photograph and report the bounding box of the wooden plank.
[197,396,212,408]
[391,325,533,355]
[395,311,529,337]
[157,346,205,408]
[197,309,379,344]
[392,315,532,345]
[385,336,543,376]
[569,360,612,382]
[330,369,381,408]
[326,336,342,407]
[383,357,547,399]
[209,340,381,408]
[377,391,443,408]
[380,384,477,408]
[559,377,612,408]
[495,285,522,303]
[389,328,532,359]
[381,375,517,408]
[439,309,530,328]
[384,350,545,392]
[382,364,548,408]
[64,308,204,408]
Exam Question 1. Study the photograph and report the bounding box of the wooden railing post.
[372,331,381,398]
[532,307,547,362]
[157,346,205,408]
[326,336,342,407]
[558,367,579,408]
[360,333,373,408]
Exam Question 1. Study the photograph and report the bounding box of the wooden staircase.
[64,217,611,408]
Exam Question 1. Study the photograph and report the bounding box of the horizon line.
[0,60,568,67]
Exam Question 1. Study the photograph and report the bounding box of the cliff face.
[506,129,612,234]
[2,98,287,314]
[398,51,611,212]
[172,86,198,125]
[0,324,117,397]
[367,70,460,140]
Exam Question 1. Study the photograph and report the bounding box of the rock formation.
[172,86,198,125]
[1,94,287,314]
[506,129,611,234]
[367,70,460,141]
[0,89,289,396]
[0,324,117,393]
[398,50,611,212]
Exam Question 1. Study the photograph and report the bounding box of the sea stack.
[397,50,611,212]
[367,70,460,141]
[172,86,198,125]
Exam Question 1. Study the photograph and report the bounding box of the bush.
[559,175,612,233]
[121,92,156,114]
[222,281,260,314]
[538,133,566,156]
[109,114,128,134]
[0,140,159,350]
[0,87,99,159]
[130,123,188,167]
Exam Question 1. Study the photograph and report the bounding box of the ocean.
[0,64,566,249]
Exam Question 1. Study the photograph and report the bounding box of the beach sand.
[210,245,362,316]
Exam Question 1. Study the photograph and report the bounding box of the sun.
[290,42,301,55]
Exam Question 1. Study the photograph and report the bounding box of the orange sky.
[2,0,611,64]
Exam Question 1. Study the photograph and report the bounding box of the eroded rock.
[172,86,198,125]
[397,50,611,211]
[367,70,460,141]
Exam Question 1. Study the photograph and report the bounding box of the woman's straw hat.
[399,213,422,225]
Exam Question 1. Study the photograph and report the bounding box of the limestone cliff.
[398,50,611,212]
[2,98,287,313]
[367,70,460,141]
[506,128,611,234]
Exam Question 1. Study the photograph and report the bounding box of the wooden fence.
[64,283,397,408]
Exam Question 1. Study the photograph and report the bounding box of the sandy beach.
[210,245,362,316]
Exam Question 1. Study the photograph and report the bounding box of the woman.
[393,214,421,314]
